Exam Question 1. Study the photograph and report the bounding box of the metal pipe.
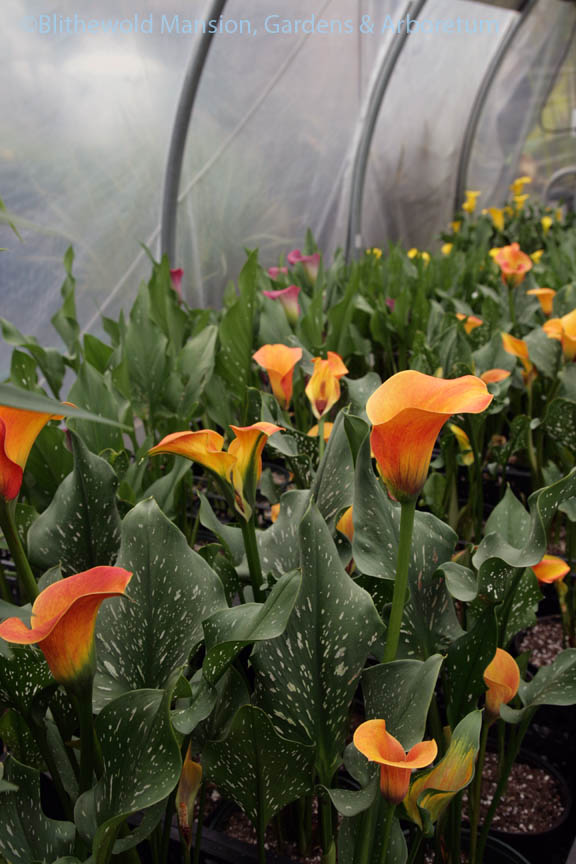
[345,0,428,261]
[453,0,537,212]
[160,0,228,265]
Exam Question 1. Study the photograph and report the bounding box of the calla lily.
[366,372,492,502]
[286,249,321,281]
[270,503,280,523]
[404,711,482,829]
[449,424,474,466]
[169,268,184,303]
[456,313,483,334]
[267,266,288,280]
[510,176,531,196]
[480,369,511,384]
[483,648,520,722]
[441,243,453,256]
[501,333,534,381]
[262,285,301,325]
[253,344,302,409]
[541,216,553,235]
[531,554,570,584]
[228,423,283,518]
[176,745,203,850]
[367,247,383,259]
[513,194,529,213]
[0,406,63,501]
[353,719,437,805]
[543,311,576,361]
[305,352,348,420]
[0,566,132,685]
[494,243,532,285]
[451,221,462,234]
[149,424,283,520]
[336,506,354,541]
[531,250,544,264]
[407,248,430,264]
[462,191,481,214]
[308,422,334,442]
[485,208,505,232]
[527,287,555,315]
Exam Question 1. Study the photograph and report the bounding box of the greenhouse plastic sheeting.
[1,0,571,372]
[466,0,576,207]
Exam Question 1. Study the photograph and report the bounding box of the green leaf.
[67,365,126,454]
[525,327,561,378]
[0,383,129,429]
[0,645,53,715]
[140,457,190,519]
[312,411,356,530]
[444,609,498,726]
[545,398,576,450]
[178,324,218,416]
[198,492,244,565]
[203,705,314,829]
[94,499,226,708]
[216,252,258,393]
[123,293,168,417]
[253,504,383,780]
[51,249,80,357]
[439,562,478,603]
[74,688,181,862]
[338,808,407,864]
[502,648,576,723]
[27,431,122,576]
[484,487,531,546]
[202,569,301,685]
[362,655,443,747]
[0,758,76,864]
[258,490,311,578]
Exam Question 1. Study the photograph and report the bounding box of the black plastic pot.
[465,832,532,863]
[481,749,573,863]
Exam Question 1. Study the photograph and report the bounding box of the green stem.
[159,783,178,864]
[29,717,73,820]
[192,780,207,864]
[468,721,489,864]
[320,790,336,864]
[318,416,326,463]
[240,517,265,602]
[71,679,102,792]
[526,384,541,489]
[0,563,11,602]
[354,799,377,864]
[428,694,445,757]
[379,801,396,864]
[382,499,416,663]
[0,497,37,603]
[406,832,423,864]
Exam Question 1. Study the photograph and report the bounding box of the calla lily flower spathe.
[543,309,576,360]
[494,243,532,286]
[0,566,132,685]
[480,369,511,385]
[262,285,301,324]
[308,422,334,442]
[510,176,531,196]
[0,405,63,501]
[501,333,534,382]
[253,344,302,409]
[526,287,555,316]
[336,506,354,542]
[354,719,437,805]
[305,352,348,420]
[366,371,492,502]
[286,249,321,281]
[149,423,283,520]
[456,313,483,334]
[531,555,570,584]
[462,191,481,214]
[483,648,520,722]
[267,266,289,280]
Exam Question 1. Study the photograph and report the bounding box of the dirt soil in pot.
[517,617,565,668]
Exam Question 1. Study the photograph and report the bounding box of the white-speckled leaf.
[0,645,53,715]
[444,609,498,727]
[338,807,407,864]
[362,655,443,748]
[74,688,181,862]
[198,493,244,565]
[94,498,227,709]
[203,705,314,828]
[0,757,76,864]
[258,490,311,578]
[253,504,383,781]
[201,569,301,685]
[312,412,356,530]
[502,648,576,724]
[27,431,121,575]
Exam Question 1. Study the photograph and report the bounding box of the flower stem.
[240,517,265,602]
[318,416,326,462]
[468,721,489,864]
[379,801,396,864]
[320,790,336,864]
[71,679,103,792]
[0,497,37,603]
[382,498,416,663]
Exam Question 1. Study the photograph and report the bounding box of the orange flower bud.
[305,352,348,420]
[531,555,570,584]
[483,648,520,721]
[253,344,302,409]
[456,313,483,334]
[336,506,354,542]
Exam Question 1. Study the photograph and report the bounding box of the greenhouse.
[1,0,576,862]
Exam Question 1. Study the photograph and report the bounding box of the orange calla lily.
[449,424,474,466]
[336,506,354,542]
[542,311,576,361]
[176,744,203,850]
[494,243,532,286]
[501,333,534,382]
[456,313,483,334]
[270,503,280,523]
[366,372,492,502]
[148,430,236,481]
[0,406,63,501]
[0,566,132,685]
[480,369,511,384]
[307,422,334,442]
[253,344,302,409]
[228,423,283,518]
[526,288,555,316]
[149,424,283,520]
[483,648,520,722]
[354,719,437,805]
[531,555,570,585]
[305,352,348,420]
